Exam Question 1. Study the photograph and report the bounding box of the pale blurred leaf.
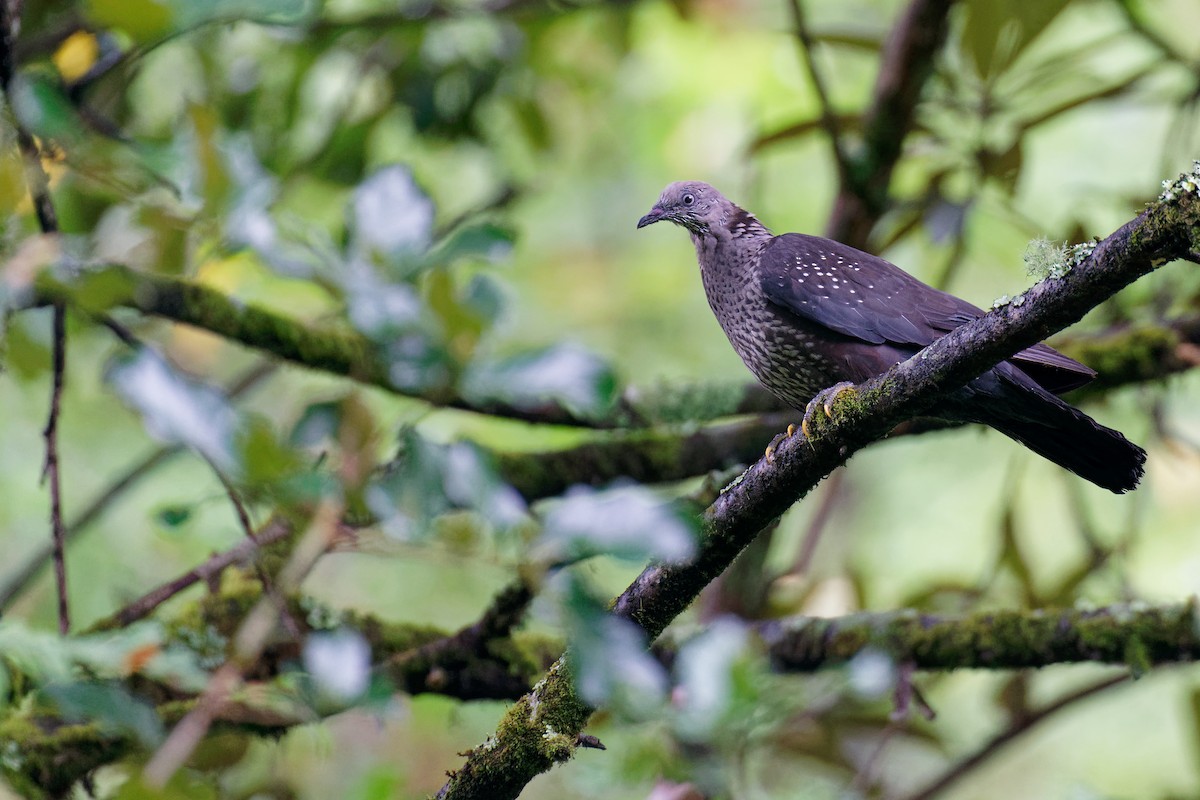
[303,629,371,702]
[461,343,618,419]
[673,618,749,740]
[561,575,667,716]
[535,483,696,565]
[107,349,239,473]
[350,166,434,262]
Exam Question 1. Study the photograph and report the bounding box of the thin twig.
[43,303,69,633]
[3,0,70,634]
[899,673,1129,800]
[100,516,293,628]
[142,499,342,787]
[207,461,302,639]
[0,362,276,610]
[786,0,850,186]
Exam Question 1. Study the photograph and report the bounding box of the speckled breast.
[700,263,840,410]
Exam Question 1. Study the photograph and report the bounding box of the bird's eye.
[682,193,695,206]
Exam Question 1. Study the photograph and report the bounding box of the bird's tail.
[986,391,1146,494]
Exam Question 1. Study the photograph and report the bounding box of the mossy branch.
[437,179,1200,799]
[759,601,1200,672]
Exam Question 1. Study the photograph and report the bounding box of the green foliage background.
[2,0,1200,797]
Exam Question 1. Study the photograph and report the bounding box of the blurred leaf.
[0,621,209,697]
[353,767,406,800]
[673,618,749,740]
[350,165,434,264]
[237,414,309,493]
[8,72,83,144]
[426,269,506,364]
[561,574,667,716]
[980,139,1023,192]
[84,0,173,42]
[303,629,371,703]
[0,148,24,214]
[186,103,231,213]
[290,401,342,447]
[87,0,313,41]
[432,222,515,266]
[367,431,526,540]
[53,31,101,84]
[0,316,51,380]
[42,681,164,747]
[168,0,316,27]
[344,267,424,338]
[962,0,1073,79]
[533,482,696,566]
[461,343,618,419]
[107,348,239,473]
[154,504,193,530]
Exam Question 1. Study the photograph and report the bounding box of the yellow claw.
[765,424,800,463]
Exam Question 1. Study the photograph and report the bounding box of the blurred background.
[2,0,1200,797]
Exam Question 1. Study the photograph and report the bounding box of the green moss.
[1059,325,1180,390]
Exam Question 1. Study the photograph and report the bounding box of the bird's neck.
[691,206,772,265]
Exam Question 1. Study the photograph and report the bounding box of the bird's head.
[637,181,729,235]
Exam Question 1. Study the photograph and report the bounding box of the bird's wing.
[759,233,975,346]
[759,233,1096,391]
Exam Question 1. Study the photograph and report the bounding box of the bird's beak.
[637,205,666,229]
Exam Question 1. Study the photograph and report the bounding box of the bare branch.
[3,0,69,634]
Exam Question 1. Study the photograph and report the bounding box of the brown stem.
[899,673,1129,800]
[97,517,292,629]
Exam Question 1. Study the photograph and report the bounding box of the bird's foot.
[801,382,857,439]
[764,423,798,464]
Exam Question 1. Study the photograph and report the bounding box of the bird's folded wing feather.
[758,233,1095,392]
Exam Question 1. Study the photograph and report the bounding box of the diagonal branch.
[435,176,1200,800]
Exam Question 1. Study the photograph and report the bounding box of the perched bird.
[637,181,1145,493]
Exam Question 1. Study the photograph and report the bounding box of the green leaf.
[1,316,51,380]
[84,0,173,43]
[534,483,696,565]
[8,72,83,144]
[154,504,193,530]
[290,401,342,447]
[237,414,307,490]
[42,681,164,747]
[431,222,515,266]
[961,0,1073,79]
[167,0,316,28]
[461,343,618,419]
